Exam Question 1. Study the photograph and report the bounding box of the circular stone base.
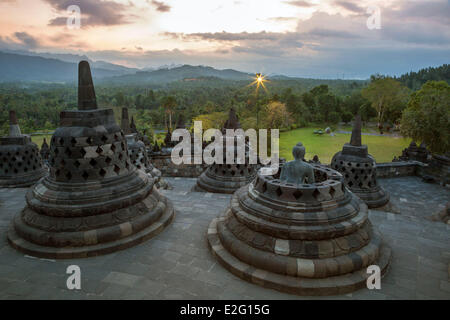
[0,168,47,188]
[353,188,390,209]
[207,210,391,296]
[8,198,174,259]
[196,172,254,194]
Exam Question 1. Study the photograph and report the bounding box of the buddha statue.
[280,142,315,184]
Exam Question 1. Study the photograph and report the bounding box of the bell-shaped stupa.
[196,108,257,193]
[40,138,50,165]
[331,115,389,208]
[8,61,174,258]
[0,111,47,187]
[121,108,166,188]
[208,143,391,295]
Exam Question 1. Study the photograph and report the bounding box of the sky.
[0,0,448,78]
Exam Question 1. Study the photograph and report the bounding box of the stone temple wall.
[152,155,425,180]
[151,154,208,177]
[376,161,426,179]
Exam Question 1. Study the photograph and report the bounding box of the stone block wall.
[151,154,208,177]
[376,161,426,178]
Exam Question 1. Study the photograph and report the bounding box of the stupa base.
[0,168,47,188]
[207,210,391,296]
[352,187,390,209]
[196,172,253,194]
[8,196,174,259]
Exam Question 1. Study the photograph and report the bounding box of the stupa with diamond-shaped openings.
[331,115,389,208]
[0,111,47,187]
[7,61,174,258]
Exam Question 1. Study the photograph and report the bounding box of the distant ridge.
[0,51,137,83]
[103,64,254,84]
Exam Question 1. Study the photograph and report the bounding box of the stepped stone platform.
[207,162,392,295]
[0,176,448,299]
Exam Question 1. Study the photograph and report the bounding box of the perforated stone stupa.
[207,143,391,295]
[394,141,430,163]
[7,61,174,258]
[121,108,166,189]
[40,138,50,165]
[196,108,257,193]
[0,111,47,187]
[331,115,389,208]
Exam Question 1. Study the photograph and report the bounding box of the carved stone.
[7,61,174,258]
[0,111,47,187]
[331,116,389,208]
[207,152,391,295]
[395,141,430,163]
[196,108,257,193]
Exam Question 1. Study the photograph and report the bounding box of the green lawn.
[279,128,411,164]
[30,129,410,165]
[30,134,52,148]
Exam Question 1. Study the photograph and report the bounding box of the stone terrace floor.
[0,176,449,300]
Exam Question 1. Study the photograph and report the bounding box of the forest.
[0,64,448,155]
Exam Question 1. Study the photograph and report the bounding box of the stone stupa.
[40,138,50,165]
[0,111,47,187]
[331,115,389,208]
[395,141,430,163]
[208,142,391,295]
[8,61,174,258]
[121,107,167,189]
[196,108,257,193]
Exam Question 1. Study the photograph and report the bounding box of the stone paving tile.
[0,176,449,300]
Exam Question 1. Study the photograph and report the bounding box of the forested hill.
[396,64,449,90]
[102,65,253,85]
[0,52,134,83]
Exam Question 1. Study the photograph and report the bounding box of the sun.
[249,73,269,93]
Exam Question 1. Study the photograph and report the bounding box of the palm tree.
[162,96,177,130]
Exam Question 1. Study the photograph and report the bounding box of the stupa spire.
[9,110,22,137]
[223,108,241,131]
[350,114,362,147]
[77,61,97,110]
[121,107,132,135]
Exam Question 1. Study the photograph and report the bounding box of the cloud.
[333,1,364,14]
[151,0,171,12]
[283,1,316,8]
[14,32,39,48]
[44,0,136,27]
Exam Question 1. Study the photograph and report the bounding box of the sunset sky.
[0,0,448,78]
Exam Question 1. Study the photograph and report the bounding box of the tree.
[264,101,292,129]
[162,96,177,130]
[362,77,409,128]
[401,81,450,155]
[341,112,353,124]
[317,93,336,123]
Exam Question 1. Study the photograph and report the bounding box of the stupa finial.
[8,110,22,137]
[350,114,362,147]
[223,107,241,131]
[121,107,132,135]
[77,61,97,110]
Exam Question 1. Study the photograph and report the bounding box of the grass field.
[30,127,410,164]
[279,128,411,164]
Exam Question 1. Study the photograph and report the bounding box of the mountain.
[102,64,253,85]
[0,51,138,83]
